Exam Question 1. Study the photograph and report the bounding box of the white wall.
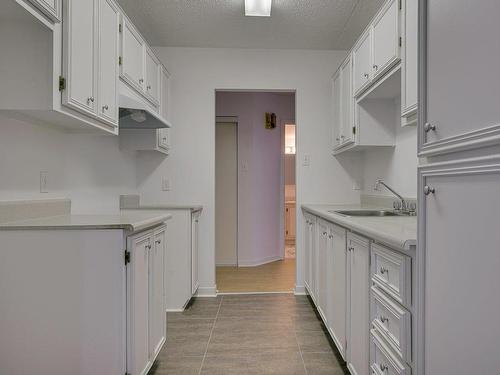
[216,91,294,267]
[0,116,137,213]
[137,47,361,295]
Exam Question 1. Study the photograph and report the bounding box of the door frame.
[280,120,296,260]
[215,116,239,266]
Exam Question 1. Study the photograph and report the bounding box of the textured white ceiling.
[116,0,385,50]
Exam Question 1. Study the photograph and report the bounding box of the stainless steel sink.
[329,210,409,217]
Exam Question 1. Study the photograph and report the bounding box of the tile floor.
[149,294,348,375]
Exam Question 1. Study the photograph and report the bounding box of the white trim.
[165,308,184,313]
[237,255,282,267]
[195,286,217,297]
[217,291,294,295]
[215,262,238,267]
[294,285,307,295]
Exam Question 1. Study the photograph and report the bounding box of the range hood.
[119,91,170,129]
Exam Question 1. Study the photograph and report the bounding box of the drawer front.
[371,330,410,375]
[371,244,411,307]
[371,287,411,362]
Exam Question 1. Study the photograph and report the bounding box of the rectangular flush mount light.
[245,0,272,17]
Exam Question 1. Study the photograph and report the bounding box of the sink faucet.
[375,179,406,210]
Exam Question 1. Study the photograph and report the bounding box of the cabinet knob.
[423,185,435,195]
[373,64,378,70]
[87,97,94,104]
[146,244,152,250]
[340,135,345,139]
[139,78,144,83]
[328,234,333,239]
[424,122,436,133]
[379,364,389,372]
[155,239,161,244]
[322,231,327,236]
[364,73,369,78]
[102,104,109,111]
[336,137,340,141]
[380,316,389,323]
[380,267,388,274]
[147,84,151,90]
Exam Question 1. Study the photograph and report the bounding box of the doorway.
[215,91,296,293]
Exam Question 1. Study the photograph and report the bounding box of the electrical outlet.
[161,177,171,191]
[40,171,48,193]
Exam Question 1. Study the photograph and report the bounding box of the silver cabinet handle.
[139,78,144,83]
[102,104,109,111]
[328,234,333,239]
[380,267,388,274]
[373,64,378,70]
[380,364,388,372]
[147,84,151,90]
[336,137,340,141]
[87,97,94,104]
[424,122,436,132]
[155,239,161,244]
[340,135,345,139]
[322,231,327,236]
[423,185,435,195]
[145,244,152,250]
[348,247,354,252]
[380,316,389,323]
[364,73,369,78]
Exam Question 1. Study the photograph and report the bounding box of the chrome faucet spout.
[376,179,406,209]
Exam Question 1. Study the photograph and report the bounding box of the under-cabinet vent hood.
[119,92,170,129]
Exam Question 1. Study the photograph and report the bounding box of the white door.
[327,224,347,360]
[420,0,500,155]
[372,0,400,79]
[340,54,354,145]
[191,213,200,294]
[332,70,342,148]
[121,17,145,93]
[347,233,370,375]
[418,159,500,375]
[215,122,238,266]
[145,48,160,106]
[127,234,150,375]
[62,0,97,117]
[149,229,165,361]
[97,0,119,126]
[353,29,372,95]
[316,219,328,317]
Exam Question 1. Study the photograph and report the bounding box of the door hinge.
[119,56,122,66]
[58,76,66,91]
[399,37,402,47]
[124,250,131,265]
[352,126,356,135]
[119,24,122,33]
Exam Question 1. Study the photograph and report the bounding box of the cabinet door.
[311,219,318,302]
[326,224,347,360]
[160,67,171,121]
[372,0,400,80]
[303,215,311,292]
[127,234,150,375]
[191,214,200,295]
[418,159,500,375]
[157,128,170,151]
[347,233,370,375]
[29,0,61,21]
[332,70,342,148]
[149,229,166,361]
[62,0,97,117]
[353,29,372,96]
[145,48,160,106]
[419,0,500,155]
[316,219,329,317]
[97,0,119,126]
[340,54,354,145]
[401,0,418,122]
[121,17,145,93]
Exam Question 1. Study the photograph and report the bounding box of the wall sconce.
[265,112,277,129]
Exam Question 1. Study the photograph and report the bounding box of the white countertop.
[302,204,416,251]
[0,212,172,232]
[127,204,203,212]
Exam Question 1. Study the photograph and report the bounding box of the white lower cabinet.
[127,226,166,375]
[347,233,371,375]
[191,211,200,295]
[316,219,329,319]
[303,212,317,301]
[371,329,410,375]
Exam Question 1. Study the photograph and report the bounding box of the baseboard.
[165,308,184,313]
[218,291,294,295]
[195,285,217,297]
[238,255,282,267]
[216,262,238,266]
[294,285,307,295]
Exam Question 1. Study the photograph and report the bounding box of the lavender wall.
[216,92,295,266]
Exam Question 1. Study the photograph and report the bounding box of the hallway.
[216,259,295,293]
[150,294,348,375]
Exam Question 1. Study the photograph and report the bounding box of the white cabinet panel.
[62,0,97,117]
[418,158,500,375]
[149,229,166,360]
[191,213,200,295]
[347,233,370,375]
[97,0,119,126]
[121,17,145,93]
[326,223,347,360]
[401,0,417,123]
[353,30,372,96]
[340,54,354,145]
[370,330,410,375]
[332,69,342,148]
[160,66,171,122]
[419,0,500,155]
[127,234,150,375]
[29,0,61,21]
[372,0,400,80]
[145,48,160,106]
[316,219,329,319]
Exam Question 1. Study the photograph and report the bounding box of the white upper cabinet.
[62,0,97,117]
[160,66,171,122]
[372,0,400,80]
[419,0,500,156]
[401,0,417,125]
[29,0,61,22]
[121,16,146,94]
[332,70,342,148]
[353,30,372,96]
[145,48,161,106]
[98,0,120,126]
[333,53,355,152]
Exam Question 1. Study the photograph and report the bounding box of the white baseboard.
[195,285,217,297]
[294,284,307,295]
[216,262,237,266]
[165,308,184,312]
[218,291,294,295]
[238,255,282,267]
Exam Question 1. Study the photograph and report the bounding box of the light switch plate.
[303,154,310,166]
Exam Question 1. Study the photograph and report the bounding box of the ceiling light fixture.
[245,0,272,17]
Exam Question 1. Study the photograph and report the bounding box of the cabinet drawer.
[371,244,411,308]
[371,286,411,362]
[370,329,410,375]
